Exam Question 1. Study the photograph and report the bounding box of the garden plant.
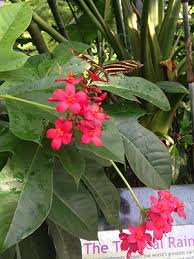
[0,0,193,258]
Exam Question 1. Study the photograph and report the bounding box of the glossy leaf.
[56,145,85,185]
[97,76,170,111]
[48,220,82,259]
[18,225,55,259]
[118,117,172,189]
[5,99,57,143]
[83,161,120,225]
[103,102,145,117]
[49,163,98,240]
[0,3,32,71]
[0,134,53,251]
[0,41,88,84]
[0,246,15,259]
[157,81,189,94]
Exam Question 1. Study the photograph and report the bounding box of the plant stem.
[0,95,56,112]
[28,20,49,53]
[47,0,69,39]
[110,160,143,211]
[10,0,67,43]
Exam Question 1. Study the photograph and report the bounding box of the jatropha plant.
[119,191,186,258]
[46,70,110,150]
[46,69,186,259]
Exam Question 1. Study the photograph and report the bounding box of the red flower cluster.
[119,191,186,258]
[46,71,110,150]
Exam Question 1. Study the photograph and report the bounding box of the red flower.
[54,71,84,85]
[146,214,172,240]
[150,195,174,217]
[83,103,110,126]
[174,197,186,219]
[78,120,103,146]
[85,69,107,82]
[93,92,108,102]
[46,118,72,150]
[48,84,88,113]
[127,225,152,254]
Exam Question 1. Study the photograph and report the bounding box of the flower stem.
[110,160,143,211]
[0,94,56,112]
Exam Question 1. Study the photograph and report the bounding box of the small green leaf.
[48,220,82,259]
[97,76,170,111]
[83,161,120,225]
[157,81,189,94]
[49,163,98,240]
[0,3,32,71]
[118,117,171,189]
[0,134,53,251]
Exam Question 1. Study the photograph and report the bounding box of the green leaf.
[118,117,172,189]
[0,134,53,251]
[48,220,82,259]
[5,99,57,143]
[56,145,85,185]
[103,102,145,117]
[157,81,189,94]
[0,3,32,72]
[97,76,170,111]
[0,42,88,84]
[49,163,98,240]
[82,119,125,163]
[83,161,120,225]
[159,0,181,59]
[18,226,55,259]
[0,246,15,259]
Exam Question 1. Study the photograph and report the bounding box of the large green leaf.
[18,225,55,259]
[103,102,145,117]
[0,42,88,84]
[49,163,98,240]
[0,134,53,251]
[48,220,82,259]
[57,145,85,185]
[83,161,120,225]
[0,246,15,259]
[0,3,32,72]
[118,117,172,189]
[5,99,57,143]
[97,76,170,111]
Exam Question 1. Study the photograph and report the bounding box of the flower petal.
[75,91,88,102]
[61,121,72,132]
[92,136,103,146]
[62,133,72,144]
[137,240,146,251]
[46,129,56,139]
[55,117,65,128]
[51,138,62,150]
[56,101,69,113]
[81,134,91,144]
[69,102,81,114]
[53,89,66,100]
[128,226,136,234]
[65,83,75,95]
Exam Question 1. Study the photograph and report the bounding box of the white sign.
[81,225,194,259]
